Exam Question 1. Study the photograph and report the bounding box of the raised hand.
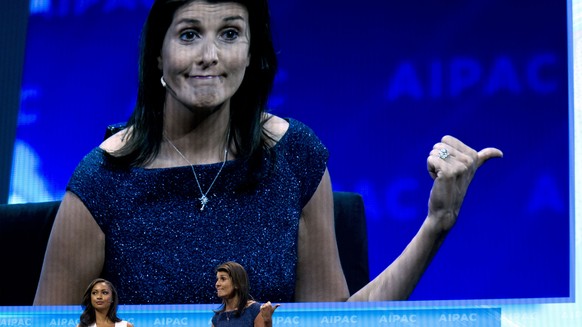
[260,301,280,325]
[426,135,503,232]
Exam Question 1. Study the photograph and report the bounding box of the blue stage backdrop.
[11,0,569,301]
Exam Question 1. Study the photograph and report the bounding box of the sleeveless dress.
[211,302,261,326]
[67,118,328,304]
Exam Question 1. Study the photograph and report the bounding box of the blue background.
[12,0,570,301]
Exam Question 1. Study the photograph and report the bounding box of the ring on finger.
[438,148,449,160]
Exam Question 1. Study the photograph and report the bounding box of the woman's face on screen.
[158,1,251,111]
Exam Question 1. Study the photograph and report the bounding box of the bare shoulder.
[126,322,134,327]
[262,114,289,143]
[99,128,130,153]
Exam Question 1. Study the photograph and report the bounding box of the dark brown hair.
[214,261,253,317]
[112,0,278,178]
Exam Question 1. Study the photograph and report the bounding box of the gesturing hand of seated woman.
[426,135,503,234]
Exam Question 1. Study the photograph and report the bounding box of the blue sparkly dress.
[211,302,261,326]
[67,118,328,304]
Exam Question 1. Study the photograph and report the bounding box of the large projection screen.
[0,0,580,325]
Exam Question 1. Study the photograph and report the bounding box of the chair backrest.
[0,201,60,305]
[333,191,369,295]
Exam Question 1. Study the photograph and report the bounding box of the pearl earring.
[161,76,167,87]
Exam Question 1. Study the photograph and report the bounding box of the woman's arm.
[294,168,351,302]
[34,191,105,305]
[348,135,502,301]
[347,213,448,301]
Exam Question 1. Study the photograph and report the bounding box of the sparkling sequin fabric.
[67,118,328,304]
[211,302,261,326]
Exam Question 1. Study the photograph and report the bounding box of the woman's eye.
[180,30,199,41]
[222,29,239,41]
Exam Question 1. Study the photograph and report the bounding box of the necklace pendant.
[199,195,209,211]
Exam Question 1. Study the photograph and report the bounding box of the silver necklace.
[164,131,229,211]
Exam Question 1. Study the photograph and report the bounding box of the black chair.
[333,191,369,295]
[0,200,60,305]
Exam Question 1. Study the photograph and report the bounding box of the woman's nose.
[198,40,218,67]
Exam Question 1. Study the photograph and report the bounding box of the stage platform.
[0,303,501,326]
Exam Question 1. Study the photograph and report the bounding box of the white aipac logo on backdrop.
[378,314,418,323]
[0,318,33,326]
[319,315,358,324]
[48,318,77,326]
[273,316,301,325]
[152,317,188,325]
